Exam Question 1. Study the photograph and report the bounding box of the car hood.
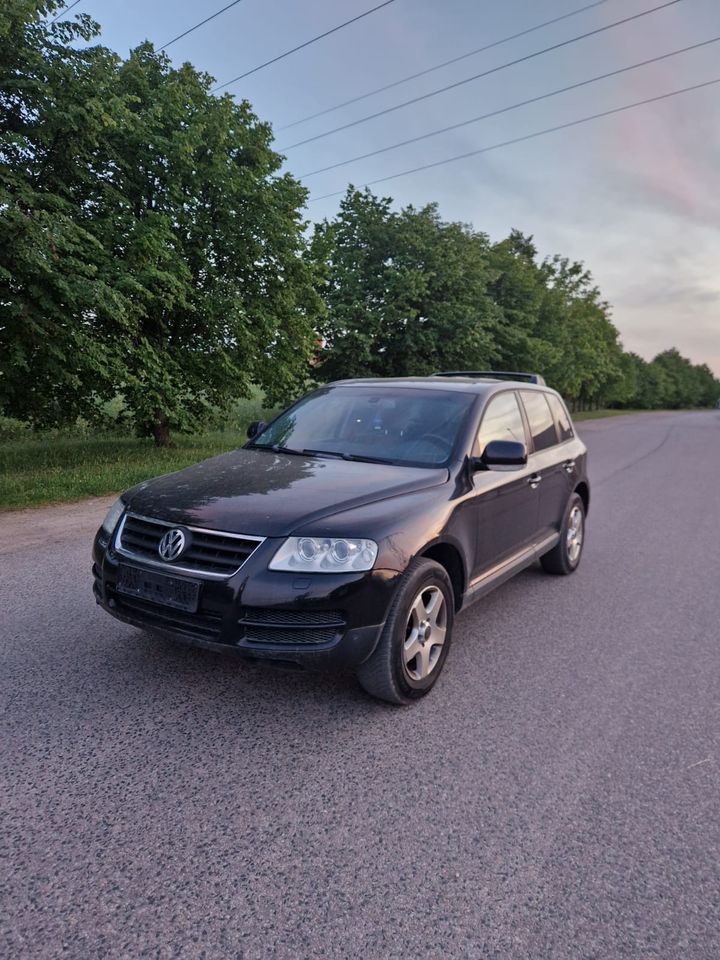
[123,448,448,537]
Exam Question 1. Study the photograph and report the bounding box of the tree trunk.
[151,413,171,447]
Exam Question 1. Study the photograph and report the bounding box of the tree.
[1,6,324,443]
[316,188,500,380]
[691,363,720,407]
[0,1,130,424]
[651,350,719,408]
[488,235,626,407]
[536,256,626,407]
[487,231,559,375]
[89,44,324,444]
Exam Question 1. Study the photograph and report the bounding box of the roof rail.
[432,370,547,386]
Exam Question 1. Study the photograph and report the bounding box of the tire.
[540,492,585,575]
[356,558,455,705]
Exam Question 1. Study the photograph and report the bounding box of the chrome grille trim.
[114,512,265,580]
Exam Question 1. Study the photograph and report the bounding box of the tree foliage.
[315,189,500,381]
[316,191,719,410]
[622,349,720,410]
[0,1,129,423]
[94,44,323,443]
[1,2,323,443]
[2,8,718,441]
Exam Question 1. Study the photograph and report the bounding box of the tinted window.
[520,391,558,452]
[547,393,574,442]
[254,387,476,467]
[475,392,526,456]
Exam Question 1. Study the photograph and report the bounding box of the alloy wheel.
[402,586,447,681]
[566,504,584,565]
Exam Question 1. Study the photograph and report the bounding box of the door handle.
[563,460,575,474]
[528,473,542,489]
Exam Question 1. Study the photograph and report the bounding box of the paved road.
[2,411,719,959]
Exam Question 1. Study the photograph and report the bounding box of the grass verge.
[572,408,656,422]
[0,432,246,511]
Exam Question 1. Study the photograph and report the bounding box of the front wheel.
[356,558,455,705]
[540,492,585,575]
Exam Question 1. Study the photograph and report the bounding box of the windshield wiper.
[342,453,396,464]
[248,443,306,456]
[302,448,346,460]
[251,444,395,465]
[302,447,394,464]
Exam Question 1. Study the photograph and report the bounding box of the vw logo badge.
[158,528,186,562]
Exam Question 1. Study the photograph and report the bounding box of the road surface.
[2,410,719,959]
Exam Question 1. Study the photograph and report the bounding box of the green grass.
[0,431,248,510]
[572,408,655,422]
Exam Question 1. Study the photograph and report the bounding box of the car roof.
[328,376,557,397]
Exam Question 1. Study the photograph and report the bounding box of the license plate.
[116,565,201,613]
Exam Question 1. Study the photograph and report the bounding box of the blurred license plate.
[116,565,200,612]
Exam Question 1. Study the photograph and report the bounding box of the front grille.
[116,513,263,577]
[109,590,223,641]
[243,626,339,646]
[241,609,344,627]
[238,608,345,647]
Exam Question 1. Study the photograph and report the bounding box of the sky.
[74,0,719,374]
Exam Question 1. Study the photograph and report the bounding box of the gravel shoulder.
[0,495,115,556]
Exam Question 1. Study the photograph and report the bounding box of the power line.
[213,0,399,92]
[50,0,83,24]
[280,0,684,151]
[301,36,720,178]
[158,0,248,52]
[308,76,720,203]
[279,0,614,132]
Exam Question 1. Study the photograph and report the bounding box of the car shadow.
[97,556,578,731]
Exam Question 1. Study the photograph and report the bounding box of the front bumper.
[92,528,400,670]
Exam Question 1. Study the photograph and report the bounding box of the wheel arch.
[574,480,590,515]
[419,541,466,611]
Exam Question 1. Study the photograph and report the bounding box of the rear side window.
[520,391,558,452]
[547,393,574,442]
[474,392,526,456]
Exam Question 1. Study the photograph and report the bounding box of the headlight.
[269,536,378,573]
[101,497,126,536]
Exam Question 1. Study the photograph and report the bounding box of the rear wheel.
[540,492,585,575]
[356,558,454,705]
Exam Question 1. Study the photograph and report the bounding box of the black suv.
[93,373,589,704]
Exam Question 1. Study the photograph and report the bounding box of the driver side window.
[474,392,526,456]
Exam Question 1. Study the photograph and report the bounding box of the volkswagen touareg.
[93,372,589,704]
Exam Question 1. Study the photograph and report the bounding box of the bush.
[0,415,31,442]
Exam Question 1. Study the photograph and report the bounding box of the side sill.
[460,532,560,609]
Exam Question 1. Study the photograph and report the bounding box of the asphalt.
[1,410,719,959]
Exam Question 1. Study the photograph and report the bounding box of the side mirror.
[247,419,266,440]
[473,439,527,471]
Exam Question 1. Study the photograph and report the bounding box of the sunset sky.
[88,0,720,373]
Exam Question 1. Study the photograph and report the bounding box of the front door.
[470,390,541,579]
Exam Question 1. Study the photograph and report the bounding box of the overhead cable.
[308,76,720,202]
[279,0,615,131]
[301,36,720,177]
[214,0,399,91]
[281,0,685,151]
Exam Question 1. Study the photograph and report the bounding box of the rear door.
[519,390,573,539]
[470,390,541,578]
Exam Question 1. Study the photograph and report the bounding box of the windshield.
[251,386,475,467]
